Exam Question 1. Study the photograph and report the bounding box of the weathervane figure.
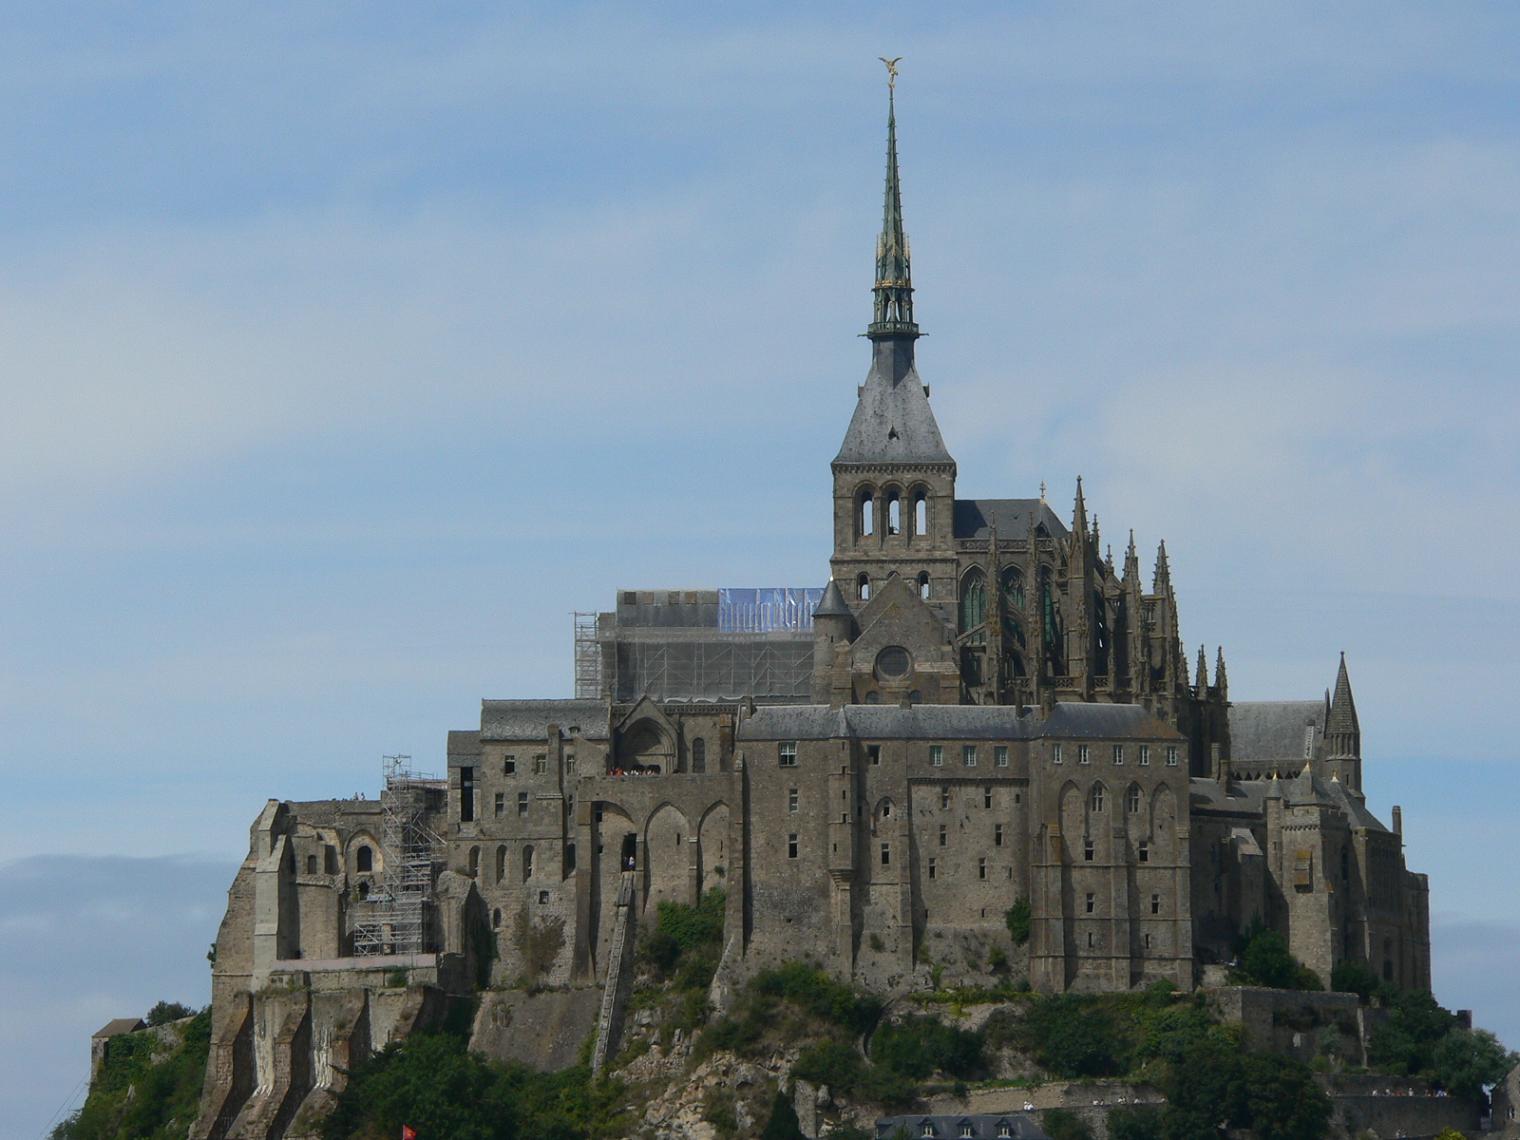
[879,56,902,90]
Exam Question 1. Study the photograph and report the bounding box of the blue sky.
[4,5,1519,1133]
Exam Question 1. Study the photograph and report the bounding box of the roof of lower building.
[1228,700,1324,763]
[479,700,610,741]
[739,701,1179,742]
[94,1018,145,1039]
[874,1113,1051,1139]
[953,498,1069,542]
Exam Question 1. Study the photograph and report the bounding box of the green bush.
[1238,927,1321,990]
[144,1000,195,1027]
[752,962,883,1034]
[1108,1105,1163,1140]
[1005,898,1031,945]
[1330,958,1384,1003]
[1015,995,1128,1077]
[872,1015,985,1080]
[1042,1108,1094,1140]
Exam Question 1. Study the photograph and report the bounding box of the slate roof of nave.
[953,498,1069,542]
[1228,700,1325,763]
[478,699,610,741]
[738,701,1179,742]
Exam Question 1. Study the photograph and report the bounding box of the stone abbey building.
[192,87,1432,1138]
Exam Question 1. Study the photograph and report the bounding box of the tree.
[1241,1052,1331,1140]
[1042,1109,1094,1140]
[1108,1105,1163,1140]
[1431,1027,1516,1100]
[145,1000,195,1026]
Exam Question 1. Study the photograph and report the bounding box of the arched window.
[306,854,317,874]
[886,489,902,535]
[565,843,577,874]
[959,569,987,632]
[1002,566,1025,610]
[468,846,480,877]
[356,845,373,873]
[857,573,871,601]
[522,845,534,881]
[1127,785,1141,813]
[1090,784,1105,812]
[913,488,928,536]
[495,845,507,884]
[692,738,707,773]
[859,488,875,537]
[917,571,930,600]
[492,907,502,929]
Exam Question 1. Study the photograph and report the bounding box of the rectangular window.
[880,843,890,866]
[1052,743,1063,764]
[533,753,546,775]
[1138,841,1150,864]
[1144,932,1153,950]
[566,793,574,817]
[1151,892,1161,914]
[994,824,1005,847]
[1138,745,1150,767]
[1084,839,1095,862]
[940,786,950,810]
[504,755,516,775]
[787,834,798,859]
[460,766,475,822]
[978,857,988,880]
[927,857,937,880]
[1085,892,1095,914]
[1078,744,1090,765]
[983,787,993,809]
[788,787,799,813]
[779,741,798,767]
[494,791,505,817]
[930,744,944,767]
[1087,931,1096,949]
[517,792,529,816]
[1113,744,1124,765]
[963,744,977,767]
[868,744,882,766]
[938,824,947,847]
[565,753,576,775]
[994,745,1009,768]
[1166,746,1179,767]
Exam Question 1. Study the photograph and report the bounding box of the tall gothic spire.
[868,63,919,340]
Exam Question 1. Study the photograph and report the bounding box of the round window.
[875,646,911,680]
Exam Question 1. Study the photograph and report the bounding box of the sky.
[3,4,1519,1134]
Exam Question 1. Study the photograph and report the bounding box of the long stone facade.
[190,86,1432,1139]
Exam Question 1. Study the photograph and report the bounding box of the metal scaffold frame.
[573,611,603,699]
[353,754,442,958]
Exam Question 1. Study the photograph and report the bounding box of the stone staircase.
[590,871,636,1074]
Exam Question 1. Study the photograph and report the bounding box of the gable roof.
[1228,701,1324,764]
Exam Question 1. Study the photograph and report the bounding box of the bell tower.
[830,62,957,609]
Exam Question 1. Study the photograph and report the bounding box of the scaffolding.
[353,755,443,958]
[573,611,603,699]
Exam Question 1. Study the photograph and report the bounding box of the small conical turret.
[1071,477,1089,542]
[1195,644,1209,691]
[1214,646,1229,698]
[1326,652,1361,758]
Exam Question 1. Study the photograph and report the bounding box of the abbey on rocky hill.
[192,83,1431,1139]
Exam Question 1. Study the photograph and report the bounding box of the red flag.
[401,1127,417,1140]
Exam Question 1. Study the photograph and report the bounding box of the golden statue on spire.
[879,56,902,90]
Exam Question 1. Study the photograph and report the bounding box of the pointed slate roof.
[1326,653,1360,736]
[834,341,954,466]
[814,578,852,618]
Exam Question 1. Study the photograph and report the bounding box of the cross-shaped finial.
[1039,480,1047,502]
